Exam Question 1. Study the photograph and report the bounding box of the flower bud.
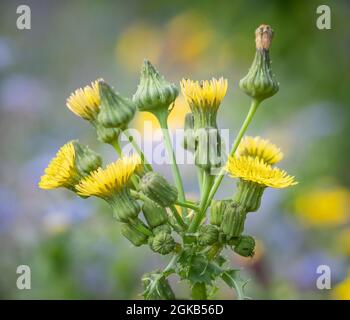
[93,120,121,144]
[194,127,222,171]
[233,180,265,212]
[221,202,247,239]
[150,232,175,255]
[120,223,148,247]
[97,80,136,128]
[152,224,172,235]
[139,172,178,207]
[109,188,141,222]
[182,113,196,152]
[142,198,168,229]
[198,225,219,246]
[210,199,231,226]
[234,235,255,257]
[133,60,178,114]
[72,141,102,175]
[239,24,279,102]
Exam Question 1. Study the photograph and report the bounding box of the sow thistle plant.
[39,24,297,300]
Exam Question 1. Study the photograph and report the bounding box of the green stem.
[201,99,260,214]
[163,254,178,276]
[191,282,207,300]
[111,140,122,156]
[123,129,152,172]
[154,110,187,218]
[174,200,200,212]
[188,171,214,232]
[196,167,204,195]
[128,218,153,237]
[169,205,187,230]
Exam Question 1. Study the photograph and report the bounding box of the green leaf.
[142,271,175,300]
[221,269,250,300]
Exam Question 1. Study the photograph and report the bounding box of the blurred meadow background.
[1,0,350,299]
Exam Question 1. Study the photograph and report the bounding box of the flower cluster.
[39,24,297,300]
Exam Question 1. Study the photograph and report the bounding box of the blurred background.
[0,0,350,299]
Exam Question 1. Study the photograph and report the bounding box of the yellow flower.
[226,156,297,189]
[237,136,283,165]
[333,273,350,300]
[294,187,350,227]
[66,80,101,120]
[76,154,141,198]
[39,142,78,190]
[180,77,228,113]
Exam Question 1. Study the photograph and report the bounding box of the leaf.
[142,271,175,300]
[221,269,250,300]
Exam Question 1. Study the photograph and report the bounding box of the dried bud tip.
[255,24,274,50]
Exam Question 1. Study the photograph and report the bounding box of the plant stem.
[169,205,187,230]
[163,254,178,276]
[111,140,122,157]
[201,99,260,214]
[123,129,152,172]
[196,167,204,195]
[154,110,187,218]
[191,282,207,300]
[188,171,214,232]
[174,200,200,212]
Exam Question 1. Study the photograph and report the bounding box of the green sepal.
[133,60,178,114]
[109,188,140,222]
[221,202,247,239]
[150,232,175,255]
[234,180,265,212]
[91,120,122,144]
[72,140,102,176]
[139,172,178,207]
[120,222,148,247]
[194,127,222,171]
[142,198,168,228]
[239,48,279,102]
[210,199,231,227]
[98,80,136,128]
[234,235,255,257]
[183,113,196,152]
[198,225,219,246]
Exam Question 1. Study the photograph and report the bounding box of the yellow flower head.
[66,79,101,120]
[76,154,141,198]
[333,273,350,300]
[226,156,297,189]
[237,136,283,165]
[39,142,78,190]
[180,77,228,113]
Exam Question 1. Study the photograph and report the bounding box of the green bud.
[139,172,178,207]
[194,127,222,171]
[210,199,231,226]
[120,223,148,247]
[221,203,247,239]
[142,198,168,228]
[153,224,172,235]
[93,120,121,144]
[97,80,136,128]
[109,188,141,222]
[72,141,102,175]
[150,232,175,255]
[142,272,175,300]
[239,24,279,102]
[234,180,265,212]
[183,113,196,152]
[133,60,178,114]
[234,235,255,257]
[198,225,219,246]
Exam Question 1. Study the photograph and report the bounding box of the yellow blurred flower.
[166,11,214,66]
[333,273,350,300]
[115,23,161,73]
[294,187,350,227]
[133,95,190,132]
